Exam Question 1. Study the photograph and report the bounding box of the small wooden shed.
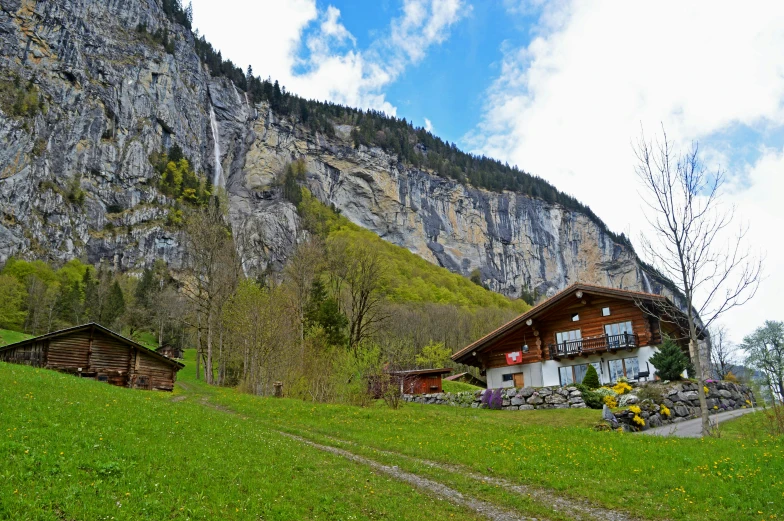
[388,368,453,395]
[0,323,184,391]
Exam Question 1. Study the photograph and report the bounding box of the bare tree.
[327,235,389,351]
[635,127,762,436]
[709,325,740,380]
[182,200,240,384]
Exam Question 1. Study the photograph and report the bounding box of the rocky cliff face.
[0,0,673,303]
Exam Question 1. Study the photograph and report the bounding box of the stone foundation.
[611,381,756,431]
[403,385,588,410]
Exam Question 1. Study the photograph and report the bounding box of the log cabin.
[388,368,453,395]
[0,323,184,391]
[452,284,697,389]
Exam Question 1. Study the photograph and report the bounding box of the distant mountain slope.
[0,0,679,304]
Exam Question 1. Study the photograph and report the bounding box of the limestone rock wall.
[0,0,677,304]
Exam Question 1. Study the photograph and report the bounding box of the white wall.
[540,346,659,386]
[486,362,543,389]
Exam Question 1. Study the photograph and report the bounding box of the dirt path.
[299,433,646,521]
[278,431,538,521]
[182,387,653,521]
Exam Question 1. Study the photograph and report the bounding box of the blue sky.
[191,0,784,341]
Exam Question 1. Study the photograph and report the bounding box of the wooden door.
[513,373,524,388]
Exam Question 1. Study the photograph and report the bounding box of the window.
[556,329,582,345]
[573,364,588,384]
[602,307,611,316]
[608,357,640,382]
[573,362,602,384]
[605,321,633,347]
[502,373,514,382]
[558,366,574,385]
[571,313,580,322]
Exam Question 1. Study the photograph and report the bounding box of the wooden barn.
[388,368,453,395]
[0,323,184,391]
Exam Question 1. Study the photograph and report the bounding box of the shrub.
[659,404,671,417]
[618,394,638,407]
[582,364,600,389]
[574,383,603,409]
[612,381,633,395]
[603,395,618,409]
[650,336,690,380]
[628,405,641,415]
[488,388,503,410]
[595,387,618,398]
[632,414,646,427]
[636,384,665,404]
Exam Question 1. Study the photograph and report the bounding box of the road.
[640,407,757,437]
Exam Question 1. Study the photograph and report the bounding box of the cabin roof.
[386,368,453,376]
[451,283,678,364]
[0,323,185,370]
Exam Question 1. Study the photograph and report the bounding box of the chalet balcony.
[547,333,639,360]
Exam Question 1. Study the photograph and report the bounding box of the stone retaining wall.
[403,385,588,410]
[402,381,756,426]
[611,381,756,431]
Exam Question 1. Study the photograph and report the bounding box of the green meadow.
[1,350,782,521]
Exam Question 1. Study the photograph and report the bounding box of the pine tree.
[102,280,125,328]
[582,363,600,389]
[649,337,690,381]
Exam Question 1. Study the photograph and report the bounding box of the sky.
[190,0,783,345]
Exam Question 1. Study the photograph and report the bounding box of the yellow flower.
[660,405,671,417]
[629,405,642,415]
[703,386,710,395]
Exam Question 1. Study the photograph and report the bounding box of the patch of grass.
[0,361,485,521]
[0,328,32,346]
[441,380,482,393]
[202,353,783,521]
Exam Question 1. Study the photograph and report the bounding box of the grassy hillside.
[0,328,31,346]
[299,190,529,312]
[0,361,482,521]
[3,353,781,521]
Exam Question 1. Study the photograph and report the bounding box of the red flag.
[505,351,522,365]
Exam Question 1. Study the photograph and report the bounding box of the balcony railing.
[547,333,639,360]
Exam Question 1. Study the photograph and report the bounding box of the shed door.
[513,373,525,388]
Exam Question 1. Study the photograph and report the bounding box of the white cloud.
[190,0,467,114]
[468,1,784,340]
[424,117,434,132]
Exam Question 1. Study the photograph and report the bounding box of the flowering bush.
[628,405,642,415]
[612,381,633,395]
[603,395,618,409]
[703,386,710,395]
[660,405,671,417]
[632,414,646,427]
[489,388,504,410]
[595,387,618,398]
[618,394,639,407]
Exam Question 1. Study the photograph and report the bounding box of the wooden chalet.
[0,323,184,391]
[452,283,695,389]
[388,368,453,395]
[156,343,183,360]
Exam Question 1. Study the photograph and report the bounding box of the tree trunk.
[206,308,214,385]
[195,312,202,380]
[689,335,711,436]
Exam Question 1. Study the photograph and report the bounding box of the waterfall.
[209,105,222,187]
[641,270,652,293]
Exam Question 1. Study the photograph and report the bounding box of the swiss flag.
[505,351,522,365]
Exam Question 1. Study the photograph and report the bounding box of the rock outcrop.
[0,0,677,303]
